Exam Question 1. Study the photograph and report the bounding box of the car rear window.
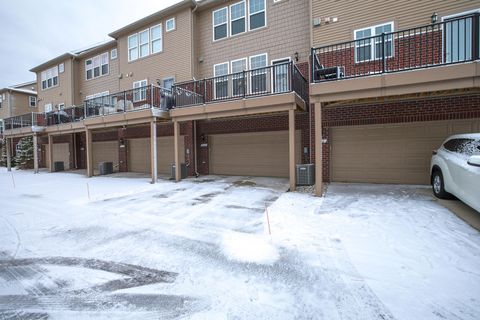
[443,138,480,156]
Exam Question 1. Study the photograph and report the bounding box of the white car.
[430,133,480,212]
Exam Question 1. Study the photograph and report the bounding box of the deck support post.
[314,102,323,197]
[86,129,93,177]
[48,134,54,173]
[174,120,181,182]
[6,138,11,172]
[150,119,157,184]
[33,134,39,174]
[289,108,296,192]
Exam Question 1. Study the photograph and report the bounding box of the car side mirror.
[467,155,480,167]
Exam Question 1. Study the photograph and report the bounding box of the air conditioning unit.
[296,164,315,186]
[54,161,65,172]
[171,163,188,180]
[98,162,113,175]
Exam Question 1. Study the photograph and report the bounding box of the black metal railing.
[84,85,173,118]
[3,113,45,130]
[44,105,85,126]
[172,62,308,108]
[312,14,480,82]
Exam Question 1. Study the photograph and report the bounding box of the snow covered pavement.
[0,168,479,319]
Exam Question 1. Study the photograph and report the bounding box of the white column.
[86,130,93,177]
[174,121,181,182]
[150,120,158,184]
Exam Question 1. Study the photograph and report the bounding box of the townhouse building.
[2,0,480,196]
[0,80,37,156]
[310,0,480,194]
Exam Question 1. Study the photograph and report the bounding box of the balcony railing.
[44,105,85,126]
[84,85,173,118]
[172,62,308,108]
[3,113,45,130]
[311,14,480,82]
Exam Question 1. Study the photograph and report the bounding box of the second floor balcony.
[172,62,308,109]
[310,14,480,103]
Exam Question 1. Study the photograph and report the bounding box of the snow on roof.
[0,87,37,95]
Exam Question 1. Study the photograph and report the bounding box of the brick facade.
[320,93,480,182]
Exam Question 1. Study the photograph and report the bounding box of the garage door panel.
[210,130,301,178]
[331,119,480,184]
[128,137,185,174]
[52,143,70,170]
[93,141,119,172]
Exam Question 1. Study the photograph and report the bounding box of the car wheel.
[432,170,452,199]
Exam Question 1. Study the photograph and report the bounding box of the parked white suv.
[430,133,480,212]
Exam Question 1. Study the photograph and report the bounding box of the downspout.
[309,100,312,164]
[70,56,76,106]
[7,90,12,118]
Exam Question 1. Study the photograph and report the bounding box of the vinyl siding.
[36,58,74,112]
[311,0,480,46]
[195,0,310,79]
[116,7,193,90]
[77,44,120,103]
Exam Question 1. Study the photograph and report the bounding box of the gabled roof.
[108,0,197,39]
[30,53,76,73]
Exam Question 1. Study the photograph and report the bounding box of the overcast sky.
[0,0,184,88]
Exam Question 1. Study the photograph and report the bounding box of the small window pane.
[249,12,265,30]
[250,55,267,69]
[214,24,227,40]
[140,44,149,58]
[232,18,245,35]
[249,0,264,14]
[166,19,175,31]
[128,34,137,48]
[129,48,138,60]
[94,67,100,77]
[152,39,162,53]
[231,2,245,20]
[86,69,92,80]
[101,64,108,75]
[151,25,161,39]
[214,8,227,25]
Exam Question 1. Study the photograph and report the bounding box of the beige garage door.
[93,141,119,172]
[331,119,480,184]
[52,143,70,170]
[128,136,185,174]
[209,130,301,178]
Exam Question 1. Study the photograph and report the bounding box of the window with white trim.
[133,80,148,102]
[41,66,58,90]
[213,62,229,98]
[59,63,64,73]
[0,95,3,108]
[213,7,228,40]
[354,22,394,63]
[150,24,162,54]
[57,103,65,110]
[139,29,149,58]
[249,0,266,30]
[128,34,138,61]
[44,103,53,113]
[111,48,117,59]
[230,1,246,36]
[163,77,174,90]
[128,25,162,61]
[249,53,267,93]
[85,52,109,80]
[231,58,247,96]
[166,18,175,32]
[29,96,36,108]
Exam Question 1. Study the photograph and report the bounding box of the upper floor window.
[44,103,53,113]
[213,7,228,40]
[0,95,3,108]
[163,77,174,90]
[354,22,394,63]
[133,79,148,102]
[128,25,162,61]
[249,0,266,30]
[166,18,175,32]
[41,66,58,90]
[29,96,36,108]
[111,48,118,59]
[151,24,163,54]
[85,52,109,80]
[59,63,65,73]
[230,1,246,36]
